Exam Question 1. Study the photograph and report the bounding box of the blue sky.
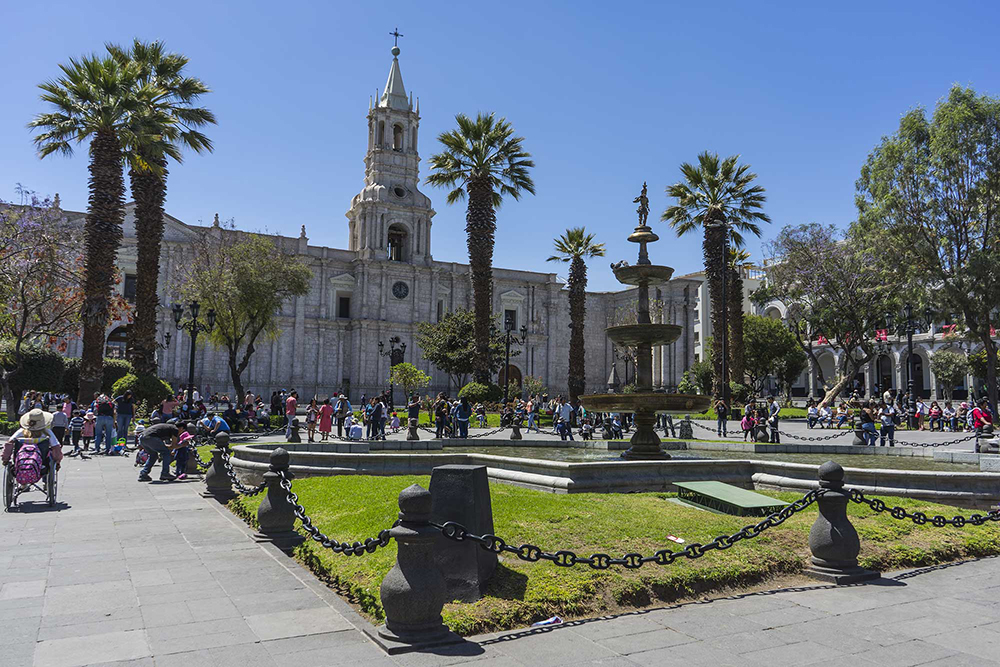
[3,1,999,291]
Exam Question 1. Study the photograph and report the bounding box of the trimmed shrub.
[458,382,502,403]
[102,358,133,395]
[0,340,65,400]
[111,373,173,408]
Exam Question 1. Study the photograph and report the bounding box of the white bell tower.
[346,40,434,264]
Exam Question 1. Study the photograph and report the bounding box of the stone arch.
[105,325,129,359]
[392,123,404,151]
[763,305,783,320]
[499,364,523,392]
[814,351,836,396]
[387,222,410,262]
[900,345,932,398]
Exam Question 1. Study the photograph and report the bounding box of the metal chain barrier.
[690,421,743,439]
[776,428,854,442]
[849,488,1000,526]
[416,424,509,439]
[229,427,285,443]
[277,470,395,556]
[893,433,978,448]
[190,438,213,470]
[432,488,824,569]
[220,448,266,496]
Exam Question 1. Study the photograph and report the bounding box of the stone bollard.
[679,414,693,440]
[201,432,235,501]
[430,465,497,602]
[286,418,301,443]
[253,448,304,551]
[852,427,867,446]
[509,418,522,440]
[407,418,419,441]
[805,461,880,584]
[372,484,462,654]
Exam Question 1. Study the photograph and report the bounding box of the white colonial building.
[57,46,701,402]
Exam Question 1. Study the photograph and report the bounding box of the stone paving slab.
[3,453,1000,666]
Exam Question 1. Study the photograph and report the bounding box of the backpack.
[14,442,44,485]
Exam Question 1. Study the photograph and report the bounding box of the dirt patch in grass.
[229,475,1000,635]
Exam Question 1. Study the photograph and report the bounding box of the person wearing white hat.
[1,408,63,472]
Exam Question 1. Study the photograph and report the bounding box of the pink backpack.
[14,442,44,485]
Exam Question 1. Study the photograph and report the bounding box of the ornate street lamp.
[172,301,215,414]
[613,346,634,386]
[888,304,933,428]
[378,336,406,408]
[501,315,528,404]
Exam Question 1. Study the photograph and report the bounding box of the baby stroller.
[3,437,58,510]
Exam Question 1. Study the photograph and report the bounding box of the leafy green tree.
[686,353,714,395]
[426,113,534,384]
[182,227,311,401]
[415,309,514,390]
[929,348,969,400]
[741,314,805,395]
[389,362,431,401]
[107,40,215,377]
[856,85,1000,415]
[547,227,605,402]
[29,53,165,402]
[775,345,808,404]
[523,374,547,398]
[663,152,770,398]
[0,341,64,416]
[758,223,903,404]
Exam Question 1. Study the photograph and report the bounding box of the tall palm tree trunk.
[728,265,745,388]
[567,256,587,402]
[703,224,728,398]
[79,130,125,402]
[127,157,167,377]
[466,178,496,384]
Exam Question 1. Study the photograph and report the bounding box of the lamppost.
[172,301,215,414]
[613,346,634,386]
[886,304,932,428]
[502,316,528,404]
[378,336,406,408]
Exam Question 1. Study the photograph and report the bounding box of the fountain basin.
[606,324,682,348]
[612,264,674,287]
[580,393,710,414]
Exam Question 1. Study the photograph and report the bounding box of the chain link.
[229,427,285,443]
[276,470,395,556]
[433,489,823,569]
[220,448,267,496]
[848,488,1000,526]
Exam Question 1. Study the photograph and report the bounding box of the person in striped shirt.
[67,411,86,457]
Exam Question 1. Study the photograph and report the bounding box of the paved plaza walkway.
[3,455,1000,666]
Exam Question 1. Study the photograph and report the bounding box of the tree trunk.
[567,256,587,402]
[128,157,167,377]
[465,178,496,385]
[728,265,745,385]
[78,129,125,403]
[703,222,727,397]
[228,351,245,409]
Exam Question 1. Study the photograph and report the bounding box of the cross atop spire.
[379,35,409,110]
[389,27,403,47]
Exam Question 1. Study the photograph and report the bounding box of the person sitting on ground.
[928,401,943,431]
[199,412,230,437]
[136,421,183,482]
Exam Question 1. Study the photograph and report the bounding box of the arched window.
[377,121,385,146]
[105,326,129,359]
[392,124,404,151]
[387,224,408,262]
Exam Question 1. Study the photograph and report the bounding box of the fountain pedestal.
[579,183,710,458]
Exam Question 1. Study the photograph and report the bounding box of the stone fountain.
[580,183,711,459]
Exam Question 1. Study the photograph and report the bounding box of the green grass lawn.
[229,474,1000,636]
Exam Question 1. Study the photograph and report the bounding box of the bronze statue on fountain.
[580,183,710,459]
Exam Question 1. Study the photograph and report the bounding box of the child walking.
[81,411,95,453]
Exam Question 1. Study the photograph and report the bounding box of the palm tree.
[426,113,534,384]
[548,228,605,402]
[29,54,162,402]
[727,247,753,388]
[662,152,769,400]
[106,40,215,377]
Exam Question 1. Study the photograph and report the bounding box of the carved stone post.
[678,414,693,440]
[253,448,304,551]
[407,418,419,441]
[287,418,301,443]
[509,418,522,440]
[201,432,235,501]
[805,461,880,584]
[371,484,462,654]
[852,427,867,446]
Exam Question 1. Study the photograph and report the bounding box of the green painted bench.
[674,481,789,517]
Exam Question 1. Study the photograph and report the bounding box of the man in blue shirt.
[199,413,230,436]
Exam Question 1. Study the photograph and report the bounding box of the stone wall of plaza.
[59,206,700,403]
[758,298,985,401]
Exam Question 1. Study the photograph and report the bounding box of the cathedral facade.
[61,47,700,402]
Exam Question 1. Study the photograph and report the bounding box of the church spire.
[379,32,409,110]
